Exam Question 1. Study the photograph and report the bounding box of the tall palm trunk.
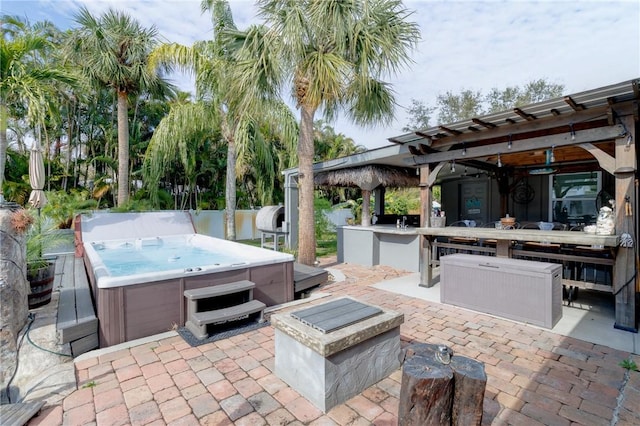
[361,190,371,226]
[0,103,7,200]
[297,105,316,265]
[116,90,129,206]
[63,99,75,191]
[221,118,236,240]
[225,139,236,241]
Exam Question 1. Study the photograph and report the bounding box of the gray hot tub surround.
[272,297,404,412]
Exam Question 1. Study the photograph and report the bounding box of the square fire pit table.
[271,297,404,412]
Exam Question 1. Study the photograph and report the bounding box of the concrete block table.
[271,297,404,412]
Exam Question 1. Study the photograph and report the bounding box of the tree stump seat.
[399,342,487,426]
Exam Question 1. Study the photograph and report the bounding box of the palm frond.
[143,102,219,205]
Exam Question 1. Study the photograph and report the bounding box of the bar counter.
[338,225,420,272]
[416,227,619,249]
[416,226,619,287]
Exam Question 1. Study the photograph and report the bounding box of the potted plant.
[16,209,66,308]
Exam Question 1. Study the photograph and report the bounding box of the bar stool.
[446,221,478,254]
[573,246,613,286]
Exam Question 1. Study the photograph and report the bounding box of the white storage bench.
[440,254,562,329]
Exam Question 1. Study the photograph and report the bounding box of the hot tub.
[82,232,294,347]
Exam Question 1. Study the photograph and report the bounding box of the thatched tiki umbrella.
[315,165,419,226]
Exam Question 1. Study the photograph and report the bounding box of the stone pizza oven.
[256,205,287,250]
[256,205,285,232]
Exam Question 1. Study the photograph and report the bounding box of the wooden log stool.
[399,343,487,426]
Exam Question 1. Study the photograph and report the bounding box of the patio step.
[294,263,328,294]
[184,281,265,340]
[185,300,266,339]
[184,280,256,300]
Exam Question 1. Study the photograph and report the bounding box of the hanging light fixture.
[450,160,456,173]
[569,123,576,141]
[530,144,558,175]
[497,153,502,168]
[507,134,512,150]
[462,143,467,156]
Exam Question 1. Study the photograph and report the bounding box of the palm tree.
[143,100,221,209]
[68,7,172,206]
[313,120,366,204]
[256,0,420,265]
[314,120,366,162]
[147,0,296,240]
[0,15,74,201]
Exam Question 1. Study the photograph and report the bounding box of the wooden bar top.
[342,225,419,236]
[416,227,619,247]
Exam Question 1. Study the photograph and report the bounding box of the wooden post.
[613,115,637,332]
[419,165,431,228]
[399,343,486,426]
[419,165,433,288]
[419,236,434,288]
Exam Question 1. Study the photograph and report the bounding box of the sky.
[3,0,639,149]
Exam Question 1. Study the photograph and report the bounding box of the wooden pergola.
[393,79,638,332]
[283,78,638,331]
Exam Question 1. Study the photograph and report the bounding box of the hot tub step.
[184,280,256,300]
[186,300,266,339]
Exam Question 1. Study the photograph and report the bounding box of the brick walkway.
[29,258,640,425]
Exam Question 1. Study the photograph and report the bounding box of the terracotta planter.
[27,260,56,309]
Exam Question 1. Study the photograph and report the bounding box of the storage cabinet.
[440,254,562,328]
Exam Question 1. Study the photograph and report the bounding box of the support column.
[283,171,299,250]
[373,187,385,217]
[613,115,637,332]
[361,190,371,226]
[419,165,434,287]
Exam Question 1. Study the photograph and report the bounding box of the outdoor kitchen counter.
[416,227,619,248]
[416,226,620,287]
[338,225,420,272]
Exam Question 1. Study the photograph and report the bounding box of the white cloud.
[4,0,639,148]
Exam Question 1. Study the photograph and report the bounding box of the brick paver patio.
[28,258,639,425]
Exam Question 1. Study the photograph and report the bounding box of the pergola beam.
[439,125,462,136]
[514,108,536,121]
[578,143,616,174]
[405,103,635,152]
[564,95,585,111]
[472,118,496,129]
[404,125,625,166]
